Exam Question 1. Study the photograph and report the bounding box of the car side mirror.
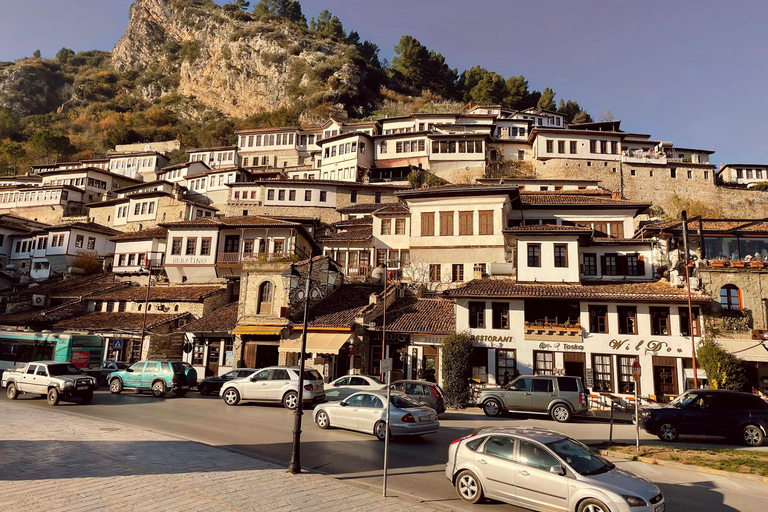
[250,375,258,381]
[126,368,133,373]
[340,401,348,407]
[550,465,565,476]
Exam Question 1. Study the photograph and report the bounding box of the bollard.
[608,402,614,446]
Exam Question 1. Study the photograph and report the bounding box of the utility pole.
[681,211,699,388]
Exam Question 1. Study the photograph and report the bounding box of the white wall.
[515,236,580,283]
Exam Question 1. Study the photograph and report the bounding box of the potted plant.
[730,259,745,268]
[710,257,726,267]
[751,259,765,268]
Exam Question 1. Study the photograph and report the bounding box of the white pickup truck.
[2,361,98,405]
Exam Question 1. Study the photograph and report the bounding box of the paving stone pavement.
[0,402,443,512]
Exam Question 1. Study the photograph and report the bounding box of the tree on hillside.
[27,129,75,164]
[309,9,345,39]
[347,31,382,69]
[571,110,593,124]
[0,109,21,140]
[537,87,556,111]
[55,47,75,64]
[253,0,306,26]
[470,72,506,105]
[457,66,490,102]
[390,35,457,98]
[32,49,41,58]
[0,141,26,174]
[558,99,589,123]
[503,75,539,109]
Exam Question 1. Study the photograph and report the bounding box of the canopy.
[232,325,284,336]
[279,332,354,355]
[717,339,768,362]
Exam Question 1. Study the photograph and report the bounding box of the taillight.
[451,432,478,446]
[579,393,584,404]
[430,385,440,400]
[401,413,415,423]
[172,374,177,383]
[304,384,314,391]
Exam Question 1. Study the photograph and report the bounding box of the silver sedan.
[324,374,384,401]
[314,391,439,441]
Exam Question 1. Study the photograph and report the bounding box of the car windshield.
[115,362,129,369]
[390,395,421,409]
[669,391,698,407]
[48,364,81,376]
[169,362,184,373]
[367,376,384,385]
[302,370,323,381]
[546,438,614,476]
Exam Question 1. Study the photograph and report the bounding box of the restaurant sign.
[471,335,515,349]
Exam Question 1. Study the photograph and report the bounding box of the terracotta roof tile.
[373,203,410,216]
[160,215,301,229]
[88,285,226,302]
[54,312,192,331]
[179,302,239,333]
[318,227,372,242]
[332,217,372,229]
[504,224,592,233]
[337,203,391,214]
[110,227,168,242]
[370,297,455,334]
[444,279,709,304]
[297,284,380,328]
[521,194,650,207]
[13,274,119,300]
[640,218,768,235]
[49,222,122,236]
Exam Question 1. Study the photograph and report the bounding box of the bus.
[0,331,104,375]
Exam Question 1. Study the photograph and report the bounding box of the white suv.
[220,366,325,409]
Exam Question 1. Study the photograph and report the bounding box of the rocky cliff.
[112,0,377,119]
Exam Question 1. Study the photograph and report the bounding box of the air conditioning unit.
[32,294,46,307]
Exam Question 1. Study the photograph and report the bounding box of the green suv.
[108,361,190,398]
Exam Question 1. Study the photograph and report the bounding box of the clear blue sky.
[0,0,765,166]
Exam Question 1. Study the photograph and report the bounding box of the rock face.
[112,0,368,118]
[0,61,71,116]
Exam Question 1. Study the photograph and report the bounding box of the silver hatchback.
[446,426,664,512]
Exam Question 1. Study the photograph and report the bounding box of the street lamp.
[283,257,340,475]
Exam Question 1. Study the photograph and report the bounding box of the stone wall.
[0,203,86,225]
[698,267,768,330]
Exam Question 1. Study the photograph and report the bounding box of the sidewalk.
[0,402,441,512]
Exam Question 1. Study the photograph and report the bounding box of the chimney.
[611,191,622,200]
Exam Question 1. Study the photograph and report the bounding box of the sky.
[1,0,766,166]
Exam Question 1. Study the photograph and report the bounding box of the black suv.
[640,389,768,446]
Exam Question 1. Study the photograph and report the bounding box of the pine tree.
[390,35,457,98]
[309,10,345,39]
[537,87,556,111]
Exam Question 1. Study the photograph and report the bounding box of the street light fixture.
[284,257,339,475]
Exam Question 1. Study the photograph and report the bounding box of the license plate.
[77,386,89,390]
[655,504,666,512]
[419,415,431,422]
[180,386,189,390]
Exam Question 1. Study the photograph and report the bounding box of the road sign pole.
[632,360,641,452]
[382,358,392,497]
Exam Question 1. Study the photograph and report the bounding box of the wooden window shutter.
[636,254,645,276]
[600,255,607,275]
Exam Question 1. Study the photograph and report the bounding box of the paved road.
[2,390,767,512]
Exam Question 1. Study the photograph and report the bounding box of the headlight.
[622,495,647,507]
[64,382,74,389]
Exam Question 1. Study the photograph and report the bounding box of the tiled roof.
[48,222,121,236]
[179,302,239,333]
[160,215,301,229]
[396,184,519,198]
[593,237,652,244]
[337,203,391,214]
[331,217,372,229]
[504,224,592,233]
[0,301,88,327]
[88,285,226,302]
[444,279,709,304]
[13,274,120,300]
[110,227,168,242]
[0,220,33,232]
[296,284,380,328]
[640,218,768,235]
[373,203,410,216]
[521,194,650,207]
[317,227,372,242]
[54,312,192,331]
[371,297,455,334]
[250,179,408,190]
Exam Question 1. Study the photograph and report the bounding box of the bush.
[441,332,474,409]
[697,338,747,391]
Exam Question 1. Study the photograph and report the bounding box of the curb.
[599,449,768,484]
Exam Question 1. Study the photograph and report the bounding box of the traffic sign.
[112,338,123,351]
[632,360,641,381]
[381,358,393,373]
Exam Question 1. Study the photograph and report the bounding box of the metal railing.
[217,252,293,264]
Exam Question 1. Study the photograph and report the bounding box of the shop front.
[278,331,358,381]
[232,324,286,368]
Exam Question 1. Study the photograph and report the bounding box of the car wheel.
[223,388,240,406]
[316,410,331,429]
[80,392,94,404]
[551,404,572,423]
[742,425,764,446]
[577,498,611,512]
[483,399,502,417]
[283,391,299,410]
[455,470,484,504]
[198,384,208,396]
[47,388,60,406]
[151,380,166,398]
[174,389,188,398]
[109,379,123,394]
[374,420,389,441]
[657,422,678,442]
[6,383,18,400]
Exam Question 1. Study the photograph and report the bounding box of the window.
[679,307,701,337]
[452,263,464,282]
[200,237,211,256]
[600,140,607,153]
[611,141,618,154]
[378,218,391,236]
[484,436,517,461]
[171,237,182,255]
[278,190,285,201]
[304,190,312,201]
[670,168,677,178]
[554,244,568,267]
[429,264,441,282]
[582,253,597,275]
[604,255,618,275]
[497,350,516,378]
[609,222,624,239]
[118,301,127,312]
[469,302,485,329]
[458,211,473,235]
[534,351,554,375]
[395,218,406,235]
[589,140,597,153]
[687,170,693,180]
[527,244,541,267]
[185,238,197,255]
[319,191,327,202]
[289,190,296,201]
[492,302,509,330]
[617,306,637,335]
[589,306,608,333]
[569,141,577,154]
[478,210,493,235]
[267,189,275,201]
[592,354,613,392]
[557,140,565,153]
[650,307,671,336]
[273,239,284,254]
[257,281,274,315]
[421,212,435,236]
[720,284,741,310]
[546,140,553,153]
[350,190,357,203]
[87,237,95,250]
[374,192,381,203]
[619,356,638,394]
[75,234,84,248]
[440,211,454,236]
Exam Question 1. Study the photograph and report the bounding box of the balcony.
[343,265,371,281]
[217,252,295,265]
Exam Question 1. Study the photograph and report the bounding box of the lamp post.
[282,257,339,475]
